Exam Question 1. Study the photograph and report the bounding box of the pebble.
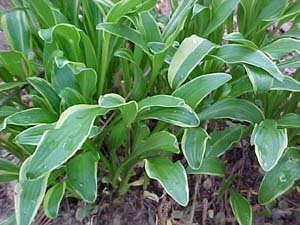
[214,212,226,225]
[171,210,183,219]
[278,200,288,209]
[273,220,284,225]
[272,209,291,220]
[202,178,212,190]
[292,209,300,222]
[208,209,214,219]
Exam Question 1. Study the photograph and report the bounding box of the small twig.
[100,111,117,132]
[202,198,208,225]
[189,175,201,225]
[224,192,231,221]
[0,85,27,105]
[158,196,167,225]
[99,90,132,131]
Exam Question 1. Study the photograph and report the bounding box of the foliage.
[0,0,300,224]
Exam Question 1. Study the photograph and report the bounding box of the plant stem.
[85,140,113,175]
[118,167,133,195]
[97,34,110,96]
[0,85,27,106]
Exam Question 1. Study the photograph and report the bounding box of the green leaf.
[198,98,264,124]
[251,120,288,171]
[44,63,83,102]
[186,157,225,177]
[0,171,19,183]
[135,131,179,153]
[245,65,300,93]
[259,147,300,205]
[114,48,135,63]
[128,0,157,15]
[106,0,142,22]
[15,123,99,146]
[114,131,180,184]
[147,42,176,64]
[43,182,66,219]
[258,0,286,22]
[168,35,216,89]
[99,94,138,125]
[40,24,97,70]
[60,88,86,108]
[0,108,58,132]
[281,3,300,21]
[229,76,253,97]
[162,0,195,41]
[119,101,138,126]
[182,127,209,170]
[137,95,200,127]
[278,55,300,68]
[1,10,32,56]
[46,168,65,187]
[206,125,243,157]
[262,38,300,60]
[204,0,240,36]
[212,44,284,81]
[108,121,129,152]
[281,26,300,39]
[0,51,32,79]
[27,95,50,109]
[224,32,257,49]
[244,65,273,94]
[96,23,150,54]
[74,68,97,102]
[229,190,252,225]
[0,106,21,118]
[0,81,26,92]
[80,0,101,44]
[27,77,61,113]
[192,3,208,19]
[23,105,109,180]
[51,58,97,101]
[277,113,300,128]
[28,0,68,28]
[98,93,126,108]
[67,151,99,202]
[172,73,232,109]
[139,11,162,42]
[14,123,55,146]
[15,173,49,225]
[272,75,300,92]
[132,123,150,150]
[145,157,189,206]
[0,159,19,173]
[138,95,184,109]
[58,0,81,26]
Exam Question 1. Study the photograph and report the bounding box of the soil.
[1,1,300,225]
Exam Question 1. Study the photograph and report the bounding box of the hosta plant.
[0,0,300,224]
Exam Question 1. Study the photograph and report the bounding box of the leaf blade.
[251,120,288,171]
[168,35,216,89]
[43,182,66,219]
[198,98,264,124]
[229,190,252,225]
[66,151,99,202]
[145,157,189,206]
[182,127,209,169]
[172,73,232,109]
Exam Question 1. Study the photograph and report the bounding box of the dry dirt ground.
[1,1,300,225]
